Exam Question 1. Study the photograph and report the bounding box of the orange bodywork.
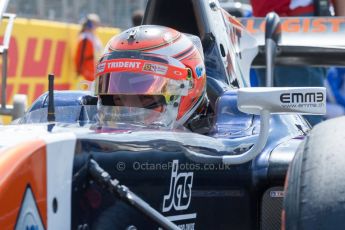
[0,140,47,229]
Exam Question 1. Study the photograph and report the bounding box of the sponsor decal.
[15,187,45,230]
[242,18,345,34]
[280,92,324,104]
[96,62,105,74]
[143,63,168,75]
[270,191,285,198]
[173,70,183,76]
[195,65,204,79]
[279,91,325,110]
[162,160,196,229]
[107,61,141,69]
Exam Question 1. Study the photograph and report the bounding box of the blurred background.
[6,0,250,29]
[0,0,251,124]
[7,0,147,29]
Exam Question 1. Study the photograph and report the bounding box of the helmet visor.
[96,72,188,96]
[95,51,190,129]
[95,51,189,97]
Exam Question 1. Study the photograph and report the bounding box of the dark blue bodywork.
[27,89,306,229]
[23,0,309,227]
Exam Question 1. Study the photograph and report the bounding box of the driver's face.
[112,95,165,112]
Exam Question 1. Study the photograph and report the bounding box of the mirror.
[237,87,326,115]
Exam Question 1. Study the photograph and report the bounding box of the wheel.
[284,116,345,229]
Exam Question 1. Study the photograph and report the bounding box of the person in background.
[131,10,144,27]
[325,67,345,119]
[331,0,345,16]
[322,1,345,119]
[250,0,344,126]
[74,13,103,82]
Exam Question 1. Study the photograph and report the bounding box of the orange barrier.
[0,18,120,108]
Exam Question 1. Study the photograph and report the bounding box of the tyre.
[284,116,345,229]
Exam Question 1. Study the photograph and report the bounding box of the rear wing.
[240,17,345,67]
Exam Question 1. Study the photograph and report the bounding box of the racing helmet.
[95,25,206,128]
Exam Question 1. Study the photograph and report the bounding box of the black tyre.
[284,117,345,229]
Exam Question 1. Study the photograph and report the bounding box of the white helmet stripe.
[149,34,193,58]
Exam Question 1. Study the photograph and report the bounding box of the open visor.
[96,106,179,129]
[95,51,189,96]
[96,72,188,96]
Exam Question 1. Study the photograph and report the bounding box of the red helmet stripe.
[96,58,188,80]
[148,35,192,57]
[173,46,196,60]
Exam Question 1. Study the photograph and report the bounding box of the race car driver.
[75,14,103,82]
[94,25,212,133]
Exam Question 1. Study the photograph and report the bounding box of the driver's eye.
[111,95,166,109]
[140,96,158,107]
[112,97,124,106]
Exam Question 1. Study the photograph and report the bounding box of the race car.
[0,0,343,229]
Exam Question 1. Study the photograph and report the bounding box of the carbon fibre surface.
[261,187,284,230]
